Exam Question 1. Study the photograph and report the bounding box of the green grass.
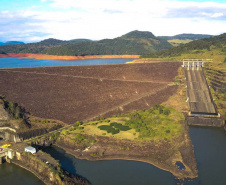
[168,39,192,46]
[125,105,184,141]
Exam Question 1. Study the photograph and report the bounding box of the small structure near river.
[25,146,36,154]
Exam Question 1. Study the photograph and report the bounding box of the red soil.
[0,53,140,60]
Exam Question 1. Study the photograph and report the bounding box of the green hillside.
[159,34,213,47]
[0,30,172,55]
[159,33,213,41]
[142,33,226,58]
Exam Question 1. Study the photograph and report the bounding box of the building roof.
[25,146,36,151]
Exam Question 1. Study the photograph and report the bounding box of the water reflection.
[0,163,44,185]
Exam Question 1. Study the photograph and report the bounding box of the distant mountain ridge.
[0,30,173,55]
[158,34,213,41]
[0,41,24,46]
[38,38,92,46]
[46,30,173,55]
[0,31,220,56]
[120,30,156,39]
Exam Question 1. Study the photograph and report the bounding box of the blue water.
[0,57,135,68]
[43,146,177,185]
[43,127,226,185]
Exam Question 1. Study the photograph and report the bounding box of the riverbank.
[0,53,140,60]
[54,123,198,180]
[11,150,90,185]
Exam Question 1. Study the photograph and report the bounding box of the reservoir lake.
[0,57,134,68]
[0,57,226,185]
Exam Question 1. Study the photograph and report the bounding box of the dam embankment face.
[0,62,181,124]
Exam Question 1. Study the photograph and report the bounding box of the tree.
[14,106,21,119]
[163,109,171,116]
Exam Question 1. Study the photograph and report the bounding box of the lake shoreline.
[0,53,140,61]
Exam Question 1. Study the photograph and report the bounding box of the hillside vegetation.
[159,33,213,41]
[141,33,226,58]
[0,30,172,55]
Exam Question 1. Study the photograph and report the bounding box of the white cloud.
[0,0,226,42]
[210,13,224,18]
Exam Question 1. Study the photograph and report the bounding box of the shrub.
[90,153,98,157]
[74,134,86,144]
[75,121,82,126]
[112,128,120,135]
[99,122,131,134]
[163,108,171,115]
[153,104,160,110]
[158,107,164,114]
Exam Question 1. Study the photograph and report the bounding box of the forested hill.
[38,38,92,46]
[0,31,172,55]
[141,33,226,58]
[158,34,213,41]
[0,41,24,46]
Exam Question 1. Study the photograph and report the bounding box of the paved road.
[185,69,217,115]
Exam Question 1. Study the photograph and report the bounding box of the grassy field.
[168,39,192,46]
[61,105,184,142]
[61,117,139,140]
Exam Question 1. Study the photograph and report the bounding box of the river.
[0,58,225,185]
[0,163,44,185]
[42,126,226,185]
[1,126,225,185]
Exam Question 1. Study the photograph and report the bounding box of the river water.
[0,163,44,185]
[0,58,225,185]
[42,126,226,185]
[1,126,225,185]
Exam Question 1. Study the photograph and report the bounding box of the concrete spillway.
[185,69,218,116]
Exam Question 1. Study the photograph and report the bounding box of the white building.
[24,146,36,154]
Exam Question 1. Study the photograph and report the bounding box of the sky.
[0,0,225,42]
